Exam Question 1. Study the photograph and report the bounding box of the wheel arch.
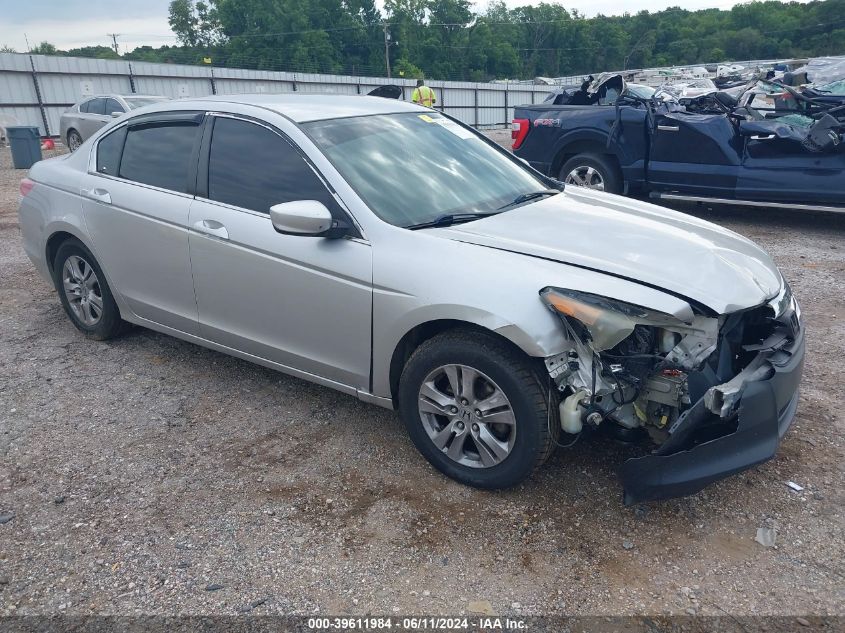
[46,228,88,276]
[387,318,548,407]
[552,139,622,180]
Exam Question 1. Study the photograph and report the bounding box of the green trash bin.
[7,126,43,169]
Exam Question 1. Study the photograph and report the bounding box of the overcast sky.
[1,0,762,53]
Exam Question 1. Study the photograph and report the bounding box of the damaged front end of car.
[540,284,805,504]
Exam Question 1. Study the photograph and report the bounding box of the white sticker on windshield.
[434,118,475,140]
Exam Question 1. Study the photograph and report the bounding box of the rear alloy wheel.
[67,130,83,152]
[53,238,126,340]
[398,330,555,489]
[560,153,622,194]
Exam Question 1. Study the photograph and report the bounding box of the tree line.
[10,0,845,81]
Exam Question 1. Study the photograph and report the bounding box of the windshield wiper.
[405,212,500,231]
[496,189,559,211]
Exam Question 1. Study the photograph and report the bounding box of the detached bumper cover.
[619,325,805,505]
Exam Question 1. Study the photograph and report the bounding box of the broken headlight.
[540,287,687,350]
[768,280,800,321]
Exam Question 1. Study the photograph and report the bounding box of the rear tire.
[397,330,555,489]
[560,153,622,194]
[52,238,126,340]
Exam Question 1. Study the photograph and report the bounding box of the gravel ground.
[0,141,843,618]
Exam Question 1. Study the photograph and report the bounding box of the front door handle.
[83,187,112,204]
[657,125,680,132]
[193,219,229,240]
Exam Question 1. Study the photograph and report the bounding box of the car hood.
[429,188,782,314]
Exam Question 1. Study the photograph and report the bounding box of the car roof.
[193,93,427,123]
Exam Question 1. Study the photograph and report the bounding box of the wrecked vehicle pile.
[513,73,845,211]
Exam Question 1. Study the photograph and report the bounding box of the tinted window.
[105,98,124,114]
[87,98,107,115]
[207,117,335,214]
[79,99,92,113]
[119,122,199,192]
[96,127,127,175]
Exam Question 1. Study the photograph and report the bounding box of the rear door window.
[206,116,336,214]
[119,122,200,192]
[87,98,107,115]
[105,98,124,114]
[79,99,92,113]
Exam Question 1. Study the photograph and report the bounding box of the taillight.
[20,178,34,197]
[511,118,530,150]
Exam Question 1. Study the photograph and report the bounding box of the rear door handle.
[83,187,112,204]
[657,125,679,132]
[193,219,229,240]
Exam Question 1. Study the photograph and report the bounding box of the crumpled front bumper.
[619,323,805,505]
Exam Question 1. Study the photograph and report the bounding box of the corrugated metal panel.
[0,53,571,135]
[214,78,293,94]
[133,76,213,98]
[442,88,474,108]
[0,106,43,134]
[38,73,132,104]
[298,82,358,95]
[0,52,32,72]
[131,61,212,78]
[44,106,68,137]
[0,72,37,103]
[477,88,505,108]
[31,54,131,75]
[213,67,295,82]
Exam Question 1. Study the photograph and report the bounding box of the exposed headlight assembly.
[540,287,688,350]
[768,280,800,321]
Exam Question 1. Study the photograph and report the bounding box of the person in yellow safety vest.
[412,79,436,108]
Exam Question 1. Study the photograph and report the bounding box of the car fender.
[369,225,693,399]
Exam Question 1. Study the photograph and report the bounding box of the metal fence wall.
[0,52,557,137]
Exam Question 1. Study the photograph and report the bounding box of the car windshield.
[124,97,168,109]
[303,112,549,228]
[626,84,655,99]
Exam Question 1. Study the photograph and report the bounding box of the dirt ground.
[0,140,843,619]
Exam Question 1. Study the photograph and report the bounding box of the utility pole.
[382,23,391,79]
[107,33,121,55]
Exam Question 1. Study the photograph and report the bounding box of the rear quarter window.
[96,127,127,176]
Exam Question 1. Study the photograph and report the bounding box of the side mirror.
[110,111,123,118]
[269,200,350,239]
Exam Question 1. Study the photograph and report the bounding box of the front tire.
[67,129,83,152]
[52,238,125,340]
[560,153,622,194]
[397,330,555,489]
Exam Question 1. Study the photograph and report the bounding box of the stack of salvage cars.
[513,59,845,212]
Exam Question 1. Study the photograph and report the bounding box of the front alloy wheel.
[398,330,556,489]
[418,364,516,468]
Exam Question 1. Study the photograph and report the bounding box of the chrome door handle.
[657,125,679,132]
[193,219,229,240]
[750,134,776,140]
[83,187,112,204]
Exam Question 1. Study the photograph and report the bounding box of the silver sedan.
[19,95,804,503]
[59,94,169,151]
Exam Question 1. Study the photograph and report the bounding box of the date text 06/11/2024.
[306,617,529,630]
